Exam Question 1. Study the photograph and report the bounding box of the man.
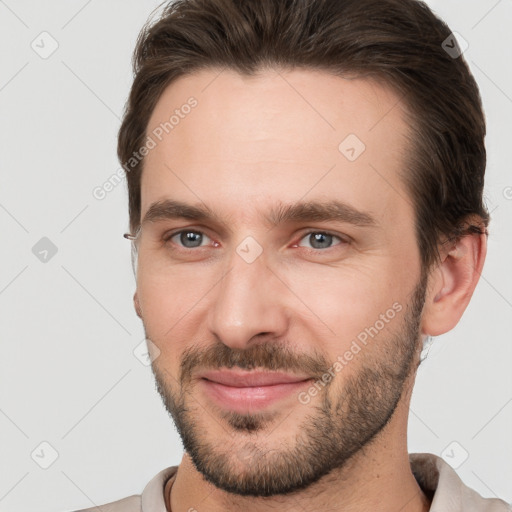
[75,0,509,510]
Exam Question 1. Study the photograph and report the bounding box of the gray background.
[0,1,511,510]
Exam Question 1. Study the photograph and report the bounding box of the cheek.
[136,253,412,361]
[285,262,406,344]
[135,264,213,334]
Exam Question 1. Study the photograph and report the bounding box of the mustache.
[178,337,330,386]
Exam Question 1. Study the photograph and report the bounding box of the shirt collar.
[141,465,178,512]
[410,453,509,511]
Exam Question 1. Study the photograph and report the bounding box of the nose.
[206,249,289,350]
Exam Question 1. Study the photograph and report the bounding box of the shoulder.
[410,453,511,511]
[64,465,179,512]
[71,494,140,512]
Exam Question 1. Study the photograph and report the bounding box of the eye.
[167,229,215,249]
[296,231,347,250]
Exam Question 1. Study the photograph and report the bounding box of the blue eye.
[169,230,213,248]
[297,232,344,250]
[164,229,347,252]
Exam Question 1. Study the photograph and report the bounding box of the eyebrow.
[266,200,377,227]
[141,199,378,229]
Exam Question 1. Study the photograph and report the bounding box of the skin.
[132,68,487,512]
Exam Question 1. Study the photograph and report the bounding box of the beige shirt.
[72,453,511,512]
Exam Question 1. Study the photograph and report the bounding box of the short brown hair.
[118,0,489,272]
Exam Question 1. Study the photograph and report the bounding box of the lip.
[198,370,313,413]
[199,369,312,387]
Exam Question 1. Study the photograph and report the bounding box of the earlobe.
[421,230,487,336]
[134,292,143,319]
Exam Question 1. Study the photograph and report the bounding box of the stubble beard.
[149,273,427,497]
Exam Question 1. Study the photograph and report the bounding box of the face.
[134,68,427,496]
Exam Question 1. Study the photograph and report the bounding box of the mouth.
[198,369,313,412]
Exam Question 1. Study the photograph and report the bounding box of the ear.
[134,291,143,319]
[421,228,487,336]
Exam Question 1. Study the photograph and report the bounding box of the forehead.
[141,67,413,227]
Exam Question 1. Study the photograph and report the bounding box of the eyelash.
[294,231,349,249]
[163,229,350,252]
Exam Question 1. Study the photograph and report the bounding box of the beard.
[148,272,427,497]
